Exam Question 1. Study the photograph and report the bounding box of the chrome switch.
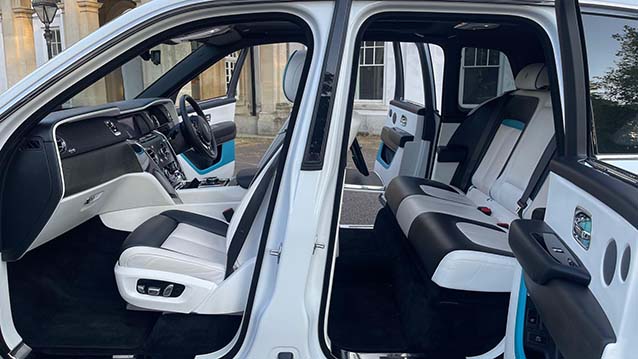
[573,208,592,250]
[163,284,174,297]
[147,287,161,296]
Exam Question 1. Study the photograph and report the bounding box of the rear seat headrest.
[515,63,549,90]
[283,49,307,102]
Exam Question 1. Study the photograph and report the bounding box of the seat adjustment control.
[136,279,185,298]
[147,287,161,296]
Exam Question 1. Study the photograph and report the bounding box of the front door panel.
[178,98,238,180]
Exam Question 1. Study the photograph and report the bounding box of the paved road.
[235,135,382,225]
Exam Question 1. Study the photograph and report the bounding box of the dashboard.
[1,98,190,261]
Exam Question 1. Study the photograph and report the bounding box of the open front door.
[177,48,249,180]
[506,2,638,359]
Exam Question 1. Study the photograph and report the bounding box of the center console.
[137,131,186,187]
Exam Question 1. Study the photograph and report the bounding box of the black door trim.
[556,0,591,158]
[301,0,352,170]
[392,41,405,101]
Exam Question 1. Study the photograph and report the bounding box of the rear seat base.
[406,211,514,293]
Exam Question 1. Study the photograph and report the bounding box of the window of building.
[47,28,63,58]
[357,41,385,100]
[583,14,638,163]
[459,47,515,108]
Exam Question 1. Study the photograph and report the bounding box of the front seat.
[114,50,307,315]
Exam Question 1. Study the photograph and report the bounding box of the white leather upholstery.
[432,251,517,292]
[490,90,554,214]
[283,49,307,102]
[388,63,555,294]
[515,63,549,90]
[114,47,307,314]
[115,149,281,314]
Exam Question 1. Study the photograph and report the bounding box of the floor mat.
[7,217,159,355]
[329,208,508,357]
[328,226,409,353]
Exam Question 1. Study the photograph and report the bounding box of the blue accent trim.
[376,143,391,169]
[181,140,235,175]
[503,119,525,131]
[515,277,528,359]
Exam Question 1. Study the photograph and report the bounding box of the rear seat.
[386,63,555,293]
[386,63,549,215]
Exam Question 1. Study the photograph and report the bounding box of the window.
[357,41,385,100]
[583,14,638,161]
[459,48,515,107]
[47,28,63,58]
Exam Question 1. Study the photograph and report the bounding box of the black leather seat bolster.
[406,212,512,280]
[121,210,228,252]
[386,176,461,214]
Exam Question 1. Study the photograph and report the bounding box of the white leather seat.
[387,63,555,293]
[114,50,307,314]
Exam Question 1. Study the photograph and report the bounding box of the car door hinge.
[269,244,282,263]
[313,243,325,254]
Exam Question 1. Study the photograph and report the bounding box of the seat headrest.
[515,63,549,90]
[283,49,307,102]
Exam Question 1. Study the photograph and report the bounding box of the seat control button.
[147,287,161,296]
[163,284,174,297]
[136,284,146,294]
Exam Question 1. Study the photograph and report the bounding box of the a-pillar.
[257,43,291,135]
[1,0,37,87]
[63,0,107,106]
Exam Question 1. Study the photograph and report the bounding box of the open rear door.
[506,1,638,359]
[373,42,440,186]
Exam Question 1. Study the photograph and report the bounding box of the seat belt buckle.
[477,206,492,216]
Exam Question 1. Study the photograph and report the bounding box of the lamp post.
[32,0,59,60]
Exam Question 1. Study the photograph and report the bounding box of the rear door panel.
[506,1,638,358]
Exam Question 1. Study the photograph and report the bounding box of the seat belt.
[225,154,279,278]
[516,136,557,218]
[457,94,511,190]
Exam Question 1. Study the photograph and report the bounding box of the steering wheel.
[179,94,218,160]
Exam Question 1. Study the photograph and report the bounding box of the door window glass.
[583,14,638,162]
[458,47,515,108]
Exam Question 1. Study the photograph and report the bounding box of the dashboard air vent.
[21,138,42,151]
[56,136,67,154]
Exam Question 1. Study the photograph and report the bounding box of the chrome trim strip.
[343,184,384,192]
[339,224,374,230]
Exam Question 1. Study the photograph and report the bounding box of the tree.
[593,25,638,105]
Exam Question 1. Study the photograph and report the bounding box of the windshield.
[68,40,202,108]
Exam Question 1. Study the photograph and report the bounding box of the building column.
[1,0,37,87]
[235,51,254,116]
[63,0,107,106]
[257,43,290,135]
